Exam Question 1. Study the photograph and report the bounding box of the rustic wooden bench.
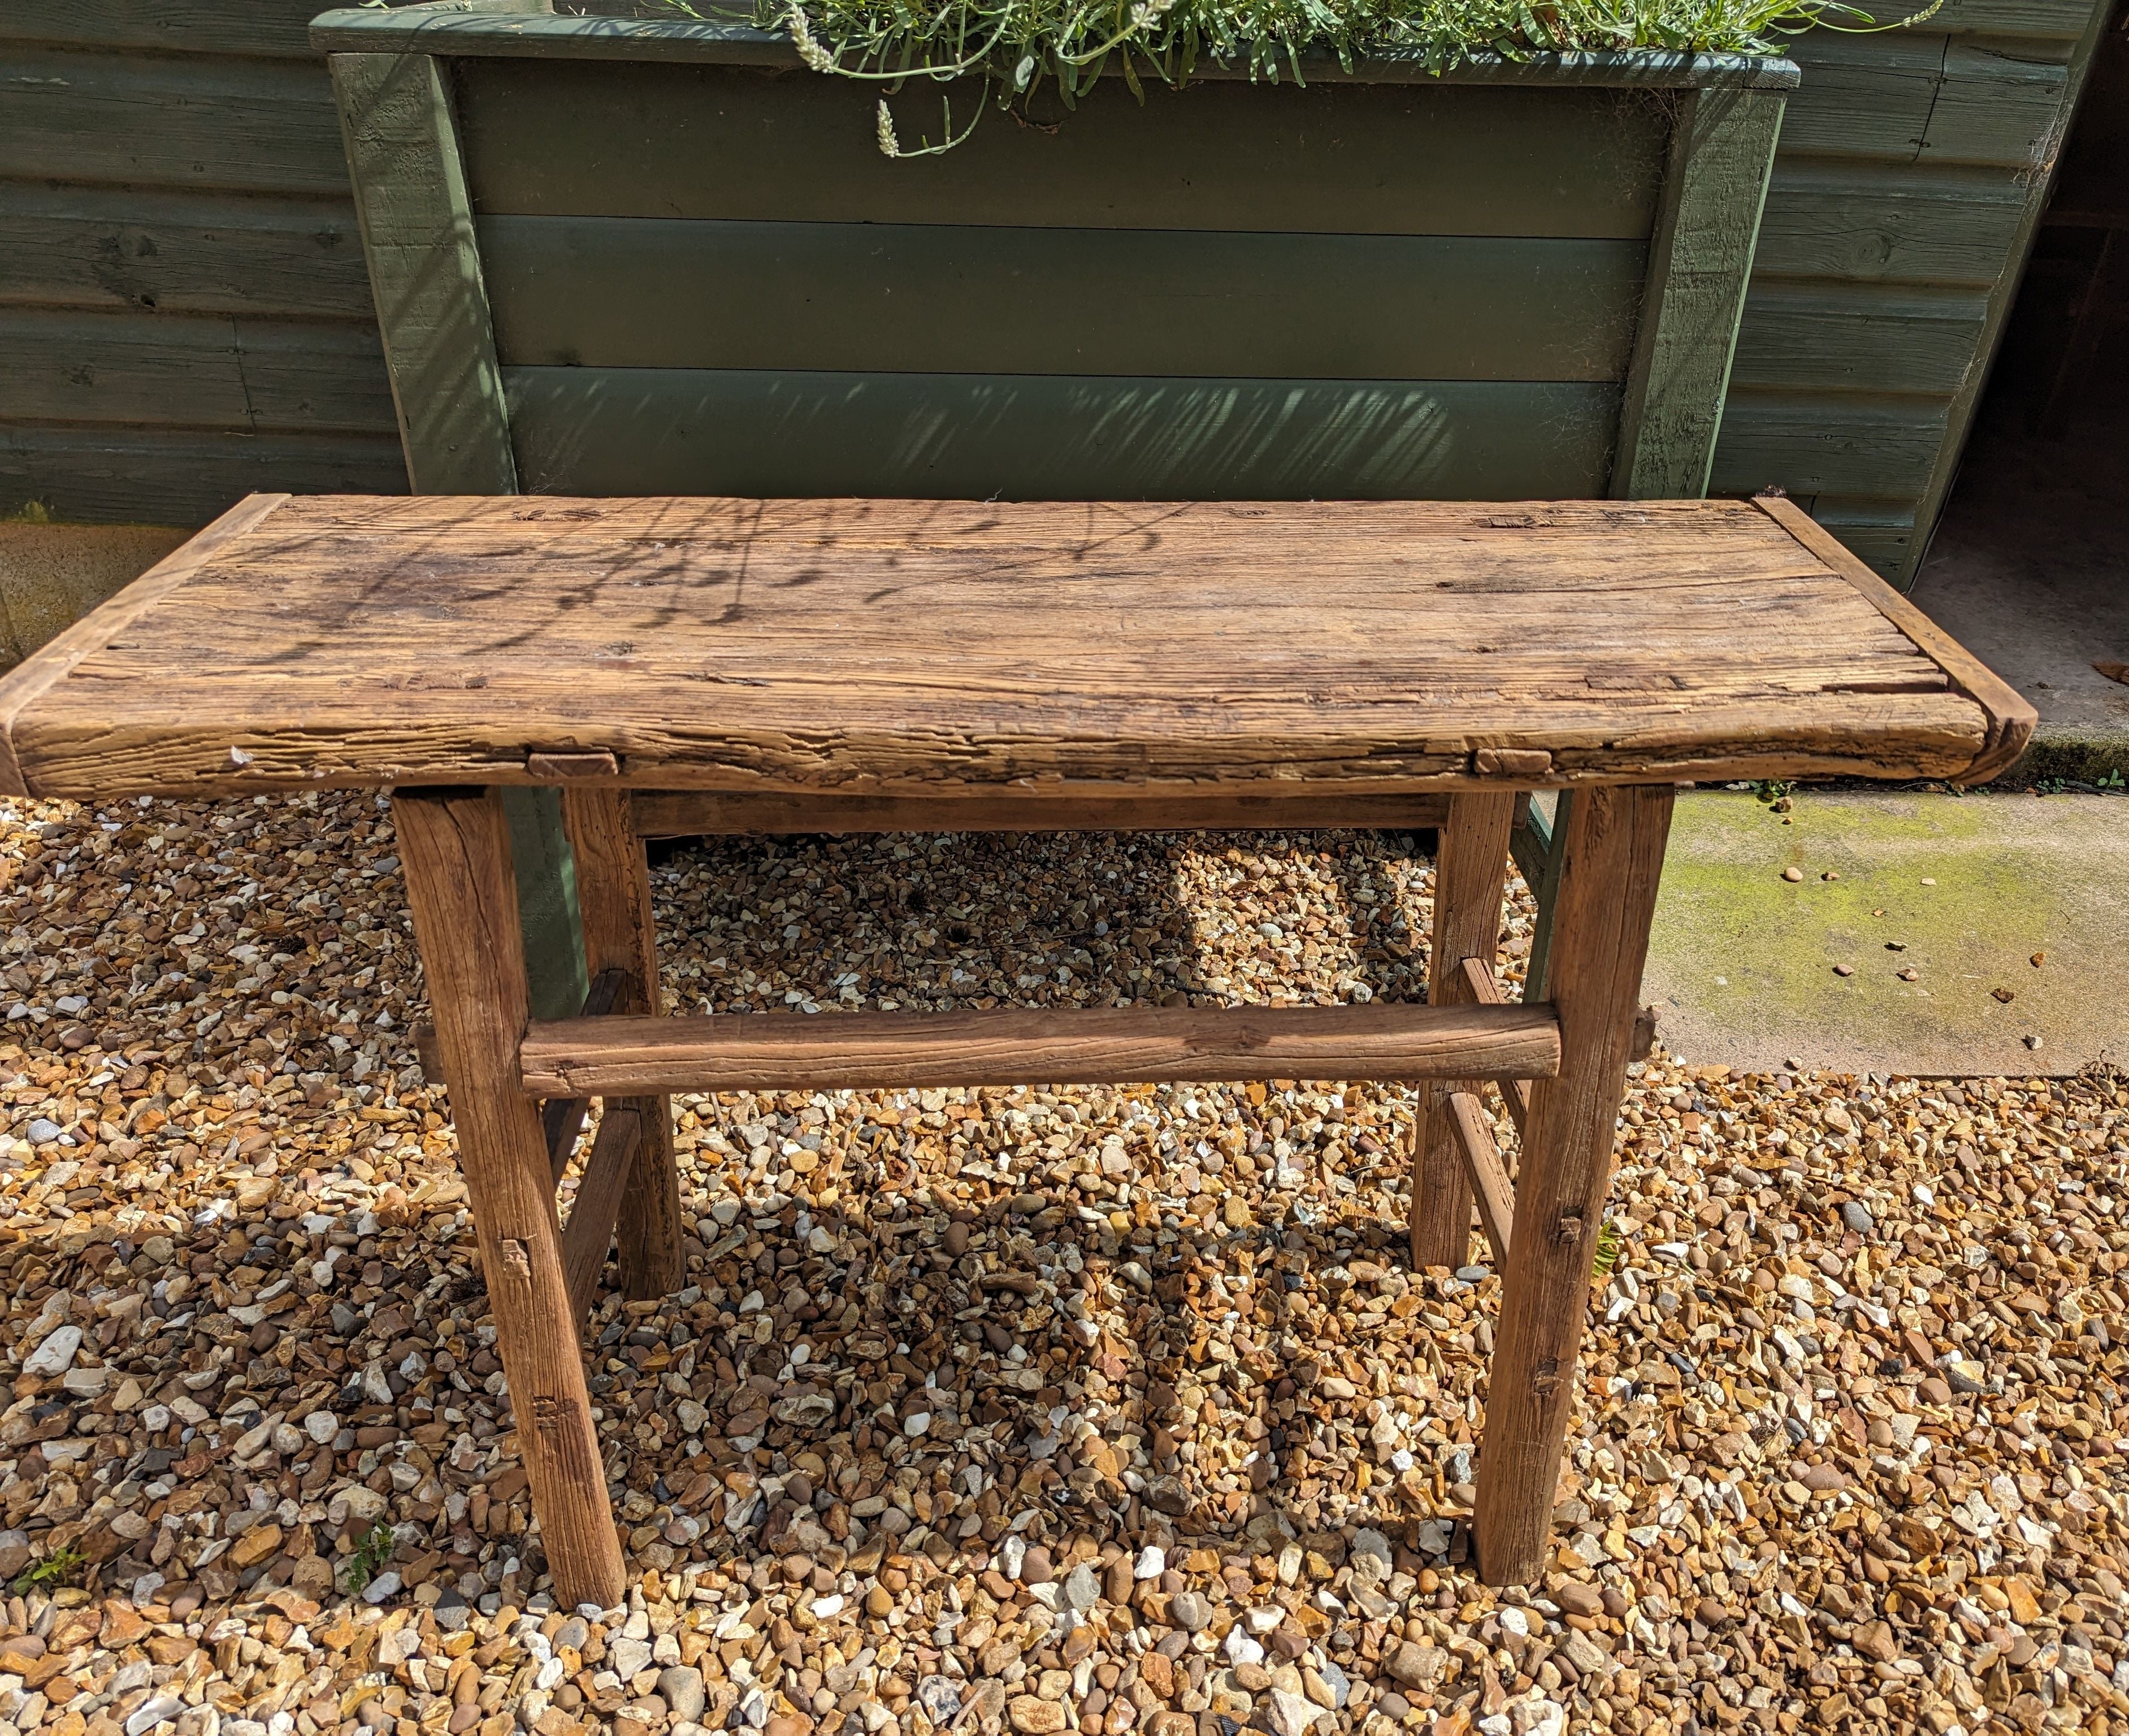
[0,491,2030,1609]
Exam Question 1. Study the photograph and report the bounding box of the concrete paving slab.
[1642,789,2127,1077]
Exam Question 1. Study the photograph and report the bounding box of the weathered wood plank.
[1409,793,1516,1268]
[631,790,1452,838]
[1459,956,1533,1137]
[482,217,1646,383]
[0,427,404,527]
[389,787,625,1610]
[561,789,682,1300]
[328,51,516,493]
[1476,783,1673,1586]
[1754,494,2034,781]
[1,309,394,432]
[453,58,1671,239]
[1711,392,1951,497]
[504,368,1622,502]
[560,1106,640,1325]
[0,494,287,798]
[1729,285,1991,394]
[0,184,377,321]
[1611,86,1785,497]
[0,496,2024,796]
[520,1002,1566,1096]
[1447,1091,1517,1265]
[1752,163,2031,287]
[1778,34,2068,168]
[1,48,352,196]
[1,0,326,58]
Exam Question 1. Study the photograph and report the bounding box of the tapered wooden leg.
[1409,792,1517,1268]
[1476,784,1673,1586]
[561,788,684,1300]
[394,788,626,1611]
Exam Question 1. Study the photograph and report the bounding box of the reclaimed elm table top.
[0,492,2033,800]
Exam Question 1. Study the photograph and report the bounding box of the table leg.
[395,787,626,1611]
[1408,792,1516,1268]
[1475,784,1673,1585]
[561,789,684,1299]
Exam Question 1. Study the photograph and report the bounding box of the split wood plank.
[392,785,623,1609]
[0,496,2032,799]
[519,1001,1563,1097]
[560,1106,640,1325]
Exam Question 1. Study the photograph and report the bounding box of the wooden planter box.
[314,3,1795,506]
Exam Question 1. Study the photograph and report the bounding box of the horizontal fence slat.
[1,47,351,197]
[482,216,1647,383]
[0,309,397,434]
[0,426,405,527]
[0,0,322,59]
[456,58,1670,238]
[504,368,1621,500]
[1776,33,2068,168]
[0,182,376,320]
[1711,392,1952,497]
[1753,162,2032,287]
[1729,285,1991,394]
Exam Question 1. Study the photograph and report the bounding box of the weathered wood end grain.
[1751,494,2037,781]
[519,1002,1563,1097]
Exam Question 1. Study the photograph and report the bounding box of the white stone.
[1133,1545,1165,1581]
[1224,1627,1264,1667]
[23,1325,82,1376]
[1264,1689,1323,1736]
[303,1411,339,1444]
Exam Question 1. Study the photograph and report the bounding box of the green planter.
[314,4,1794,509]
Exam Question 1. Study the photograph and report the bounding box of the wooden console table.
[0,492,2031,1608]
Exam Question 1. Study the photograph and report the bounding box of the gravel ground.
[0,792,2124,1736]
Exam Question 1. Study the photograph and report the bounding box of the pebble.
[0,792,2117,1736]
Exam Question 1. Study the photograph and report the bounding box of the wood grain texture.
[0,493,287,796]
[1459,956,1533,1138]
[480,217,1645,383]
[327,51,516,493]
[0,184,378,322]
[1,47,351,197]
[520,1002,1564,1096]
[3,308,393,433]
[1753,495,2036,780]
[561,789,682,1300]
[539,966,626,1182]
[1611,86,1785,498]
[631,790,1452,838]
[1447,1090,1517,1265]
[0,426,402,530]
[1475,783,1673,1587]
[0,494,2028,798]
[503,369,1623,503]
[560,1106,639,1325]
[1728,284,1990,396]
[1408,794,1516,1268]
[392,787,623,1609]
